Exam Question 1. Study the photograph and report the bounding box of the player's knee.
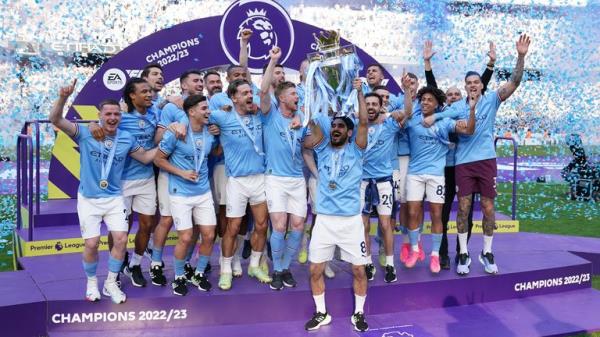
[202,229,216,244]
[352,264,367,279]
[84,238,100,250]
[178,231,193,246]
[111,233,127,249]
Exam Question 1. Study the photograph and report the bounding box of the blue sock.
[282,230,302,270]
[270,230,285,272]
[108,255,123,274]
[174,258,186,278]
[151,246,163,264]
[431,233,443,254]
[400,225,408,235]
[82,260,98,278]
[185,245,194,262]
[408,229,420,247]
[196,255,210,274]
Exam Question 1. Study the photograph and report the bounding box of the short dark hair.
[372,85,389,92]
[179,69,203,84]
[366,64,384,73]
[203,70,221,81]
[183,94,207,114]
[227,79,251,98]
[274,81,295,100]
[226,64,244,76]
[122,78,149,113]
[416,86,446,106]
[464,71,482,81]
[407,72,418,81]
[140,63,162,79]
[364,92,382,106]
[98,99,120,111]
[262,63,284,74]
[332,115,355,130]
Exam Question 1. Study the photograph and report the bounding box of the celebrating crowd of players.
[49,30,531,332]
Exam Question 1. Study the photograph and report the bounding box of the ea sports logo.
[220,0,294,73]
[103,68,126,91]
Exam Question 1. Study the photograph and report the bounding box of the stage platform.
[7,233,600,337]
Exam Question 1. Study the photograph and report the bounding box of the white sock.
[354,294,366,314]
[313,293,326,313]
[87,275,97,282]
[106,271,118,283]
[151,260,162,267]
[411,244,419,252]
[403,235,409,244]
[385,255,394,267]
[129,253,142,268]
[458,233,468,254]
[221,256,232,274]
[250,250,262,268]
[483,235,494,254]
[431,251,439,257]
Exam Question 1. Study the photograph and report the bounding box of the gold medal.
[99,180,109,189]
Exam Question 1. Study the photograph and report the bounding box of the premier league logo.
[220,0,294,73]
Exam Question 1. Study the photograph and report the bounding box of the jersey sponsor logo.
[103,68,126,91]
[220,0,294,73]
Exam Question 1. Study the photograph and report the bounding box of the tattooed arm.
[498,34,531,102]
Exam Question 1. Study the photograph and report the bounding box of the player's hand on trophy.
[240,29,253,44]
[180,169,198,182]
[352,78,362,93]
[269,46,282,61]
[59,78,77,98]
[88,121,105,141]
[208,124,221,136]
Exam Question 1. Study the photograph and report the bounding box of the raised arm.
[454,94,478,135]
[481,41,496,91]
[260,46,281,114]
[391,73,414,127]
[498,34,530,102]
[49,79,78,137]
[423,40,438,89]
[239,29,253,83]
[304,120,324,149]
[354,78,368,149]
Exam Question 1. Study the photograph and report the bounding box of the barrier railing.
[16,119,95,241]
[495,136,518,220]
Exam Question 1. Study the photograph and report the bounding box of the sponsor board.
[370,220,519,235]
[19,232,179,257]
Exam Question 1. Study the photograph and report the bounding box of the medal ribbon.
[99,131,119,186]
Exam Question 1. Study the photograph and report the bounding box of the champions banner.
[48,0,399,199]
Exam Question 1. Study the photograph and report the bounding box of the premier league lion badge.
[220,0,294,73]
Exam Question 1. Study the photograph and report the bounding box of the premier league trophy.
[303,30,363,127]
